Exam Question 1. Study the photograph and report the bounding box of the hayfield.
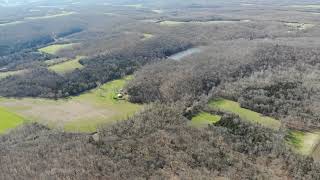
[190,112,221,128]
[0,69,27,80]
[142,33,154,40]
[48,56,84,74]
[0,106,25,134]
[209,99,281,130]
[39,43,78,55]
[287,131,320,156]
[0,76,142,133]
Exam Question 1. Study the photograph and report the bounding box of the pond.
[168,47,202,61]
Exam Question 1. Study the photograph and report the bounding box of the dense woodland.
[1,105,320,179]
[127,43,320,130]
[1,0,320,179]
[0,36,191,97]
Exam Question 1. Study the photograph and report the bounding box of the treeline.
[1,104,319,179]
[0,35,54,56]
[0,50,56,71]
[0,36,192,98]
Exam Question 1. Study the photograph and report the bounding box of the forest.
[1,0,320,179]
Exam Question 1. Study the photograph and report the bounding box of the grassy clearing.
[287,130,320,155]
[0,107,25,134]
[48,56,84,74]
[285,22,315,30]
[0,69,27,80]
[159,21,186,26]
[209,99,320,157]
[25,11,76,20]
[0,21,23,27]
[44,58,68,66]
[209,99,281,130]
[291,5,320,9]
[39,43,78,55]
[312,143,320,161]
[142,33,154,40]
[299,132,320,155]
[122,4,143,8]
[152,9,163,13]
[190,112,221,128]
[286,130,305,150]
[159,20,250,26]
[0,76,142,133]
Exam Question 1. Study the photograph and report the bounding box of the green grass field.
[287,130,320,155]
[0,107,25,134]
[0,69,26,80]
[209,99,281,130]
[0,76,142,133]
[190,112,221,128]
[39,43,78,55]
[64,76,142,132]
[48,56,84,74]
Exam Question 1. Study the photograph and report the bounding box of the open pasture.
[0,106,25,134]
[190,112,221,128]
[39,43,79,55]
[0,69,27,80]
[48,56,84,74]
[0,76,142,133]
[209,99,281,130]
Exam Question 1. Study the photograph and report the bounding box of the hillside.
[0,0,320,179]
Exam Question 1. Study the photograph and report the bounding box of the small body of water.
[169,47,202,61]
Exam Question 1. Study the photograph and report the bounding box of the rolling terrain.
[0,0,320,179]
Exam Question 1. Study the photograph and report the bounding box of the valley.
[0,0,320,179]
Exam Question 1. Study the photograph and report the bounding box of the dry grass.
[39,43,79,55]
[0,76,142,132]
[0,69,27,80]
